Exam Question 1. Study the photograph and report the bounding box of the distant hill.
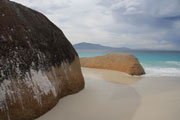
[73,42,180,53]
[73,42,131,51]
[74,42,111,49]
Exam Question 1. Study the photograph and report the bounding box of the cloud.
[11,0,180,50]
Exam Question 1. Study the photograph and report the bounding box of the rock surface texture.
[80,53,145,75]
[0,0,84,120]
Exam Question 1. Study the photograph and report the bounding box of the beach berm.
[80,53,145,75]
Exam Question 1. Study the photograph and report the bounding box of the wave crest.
[166,61,180,66]
[144,67,180,76]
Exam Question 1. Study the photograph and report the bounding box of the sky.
[11,0,180,50]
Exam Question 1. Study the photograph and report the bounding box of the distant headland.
[74,42,180,53]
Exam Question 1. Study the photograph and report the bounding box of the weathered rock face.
[0,0,84,120]
[80,53,145,75]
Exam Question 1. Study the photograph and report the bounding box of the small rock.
[80,53,145,75]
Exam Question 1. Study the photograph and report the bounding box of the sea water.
[77,50,180,76]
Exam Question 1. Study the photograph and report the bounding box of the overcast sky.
[11,0,180,50]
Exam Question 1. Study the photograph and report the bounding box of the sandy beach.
[37,67,180,120]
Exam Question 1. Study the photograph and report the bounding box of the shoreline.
[37,67,180,120]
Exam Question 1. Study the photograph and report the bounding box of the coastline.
[78,51,180,77]
[37,67,180,120]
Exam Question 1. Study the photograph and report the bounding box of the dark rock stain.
[0,0,77,82]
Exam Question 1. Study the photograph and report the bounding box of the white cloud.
[11,0,180,50]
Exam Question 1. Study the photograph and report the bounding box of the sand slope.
[37,68,180,120]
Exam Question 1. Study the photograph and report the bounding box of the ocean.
[77,50,180,77]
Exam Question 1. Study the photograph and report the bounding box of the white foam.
[166,61,180,66]
[144,67,180,77]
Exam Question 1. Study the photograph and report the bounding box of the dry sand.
[37,67,180,120]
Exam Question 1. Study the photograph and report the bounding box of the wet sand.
[37,67,180,120]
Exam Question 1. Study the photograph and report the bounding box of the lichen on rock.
[0,0,84,120]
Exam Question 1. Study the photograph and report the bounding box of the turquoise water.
[77,50,180,76]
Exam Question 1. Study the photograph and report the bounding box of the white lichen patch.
[61,61,70,80]
[30,70,57,100]
[25,36,28,39]
[10,28,14,31]
[0,69,58,119]
[0,59,75,120]
[8,35,12,41]
[28,29,31,32]
[0,35,7,41]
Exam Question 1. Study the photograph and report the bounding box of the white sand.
[37,68,180,120]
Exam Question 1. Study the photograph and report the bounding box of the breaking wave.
[144,67,180,77]
[166,61,180,67]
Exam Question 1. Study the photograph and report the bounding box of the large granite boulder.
[80,53,145,75]
[0,0,84,120]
